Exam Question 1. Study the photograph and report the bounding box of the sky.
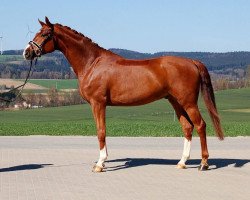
[0,0,250,53]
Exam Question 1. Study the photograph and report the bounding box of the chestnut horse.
[23,17,224,172]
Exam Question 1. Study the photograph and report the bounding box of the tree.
[246,65,250,80]
[47,87,59,107]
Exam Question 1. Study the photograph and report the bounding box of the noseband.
[29,33,54,57]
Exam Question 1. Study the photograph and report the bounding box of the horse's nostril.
[25,51,30,58]
[23,50,32,60]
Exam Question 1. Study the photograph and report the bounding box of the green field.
[28,79,78,90]
[0,88,249,136]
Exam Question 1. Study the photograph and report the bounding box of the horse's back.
[113,55,200,87]
[104,55,201,105]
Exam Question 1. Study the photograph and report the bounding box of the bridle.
[0,32,55,103]
[29,32,54,57]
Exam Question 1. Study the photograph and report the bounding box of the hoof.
[92,165,104,173]
[176,163,187,169]
[198,163,209,171]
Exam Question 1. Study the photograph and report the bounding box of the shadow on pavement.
[0,164,53,172]
[106,158,250,171]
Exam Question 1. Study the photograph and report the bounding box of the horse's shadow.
[0,164,53,172]
[105,158,250,171]
[1,158,249,172]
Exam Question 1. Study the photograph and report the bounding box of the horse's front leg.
[91,101,108,173]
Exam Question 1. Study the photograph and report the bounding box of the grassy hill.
[0,88,249,136]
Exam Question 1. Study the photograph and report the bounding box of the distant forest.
[0,49,250,79]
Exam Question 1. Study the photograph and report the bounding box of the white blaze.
[23,44,31,59]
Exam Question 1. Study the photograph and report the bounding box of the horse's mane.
[55,23,107,51]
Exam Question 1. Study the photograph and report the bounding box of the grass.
[0,88,249,136]
[27,79,78,90]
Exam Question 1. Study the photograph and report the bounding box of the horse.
[23,17,224,172]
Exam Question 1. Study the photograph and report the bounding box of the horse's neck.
[54,27,104,76]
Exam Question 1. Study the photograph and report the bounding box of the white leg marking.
[178,138,191,165]
[96,146,108,167]
[23,44,31,58]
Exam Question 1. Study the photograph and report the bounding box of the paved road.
[0,136,249,200]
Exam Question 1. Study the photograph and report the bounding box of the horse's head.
[23,17,56,60]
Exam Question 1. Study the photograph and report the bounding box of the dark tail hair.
[193,60,224,140]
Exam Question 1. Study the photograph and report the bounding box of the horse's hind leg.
[184,105,209,171]
[168,97,194,169]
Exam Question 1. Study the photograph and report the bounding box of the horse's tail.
[193,60,224,140]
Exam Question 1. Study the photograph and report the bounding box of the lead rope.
[0,58,37,103]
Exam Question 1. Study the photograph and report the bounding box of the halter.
[29,33,54,57]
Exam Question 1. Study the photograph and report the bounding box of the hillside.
[110,49,250,71]
[0,51,72,79]
[0,49,250,79]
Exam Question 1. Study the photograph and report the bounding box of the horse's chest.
[78,78,92,102]
[78,77,104,102]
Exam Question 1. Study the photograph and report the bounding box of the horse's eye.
[41,34,46,37]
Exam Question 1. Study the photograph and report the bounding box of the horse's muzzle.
[23,48,35,60]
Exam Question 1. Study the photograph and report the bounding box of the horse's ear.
[38,19,46,27]
[45,16,53,29]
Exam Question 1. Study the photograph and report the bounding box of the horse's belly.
[109,85,168,106]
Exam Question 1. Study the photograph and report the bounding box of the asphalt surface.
[0,136,249,200]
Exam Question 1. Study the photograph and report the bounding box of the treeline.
[110,49,250,70]
[0,51,75,79]
[0,67,74,79]
[0,87,84,110]
[212,79,250,91]
[24,88,84,107]
[1,49,250,79]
